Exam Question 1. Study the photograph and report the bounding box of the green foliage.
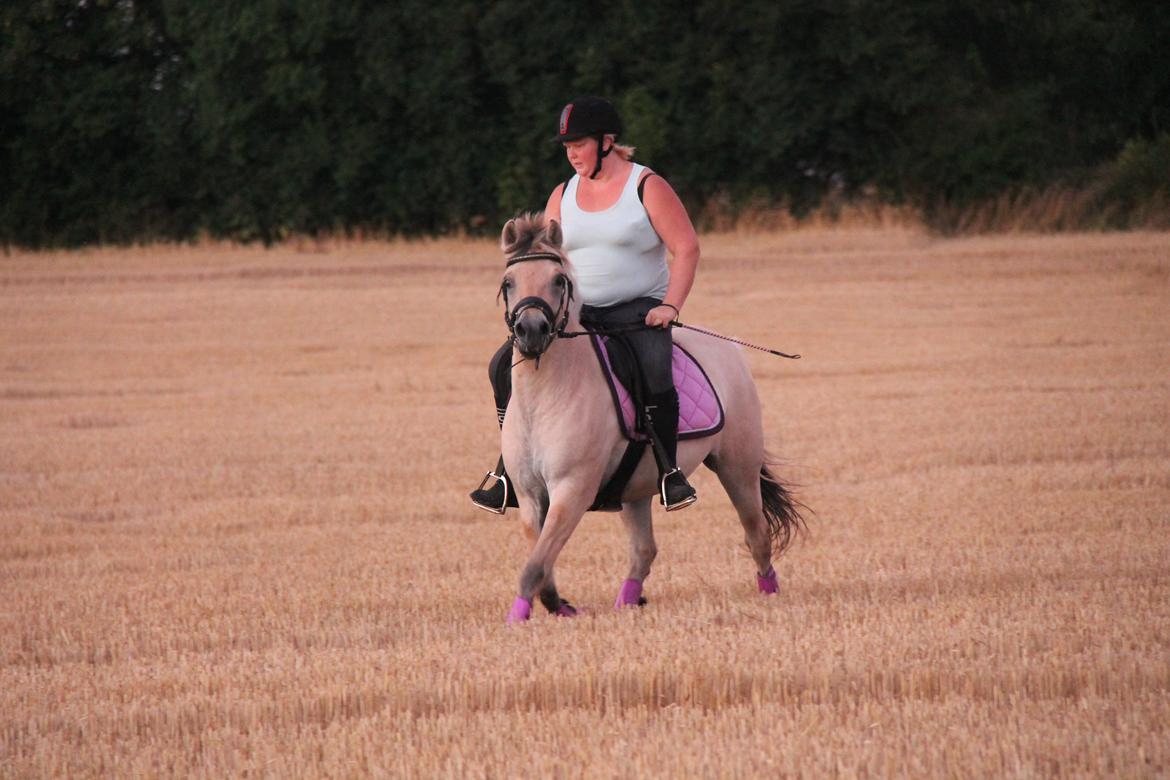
[1,0,1167,246]
[0,0,200,245]
[1091,133,1170,228]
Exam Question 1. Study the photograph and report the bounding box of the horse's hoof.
[757,566,779,595]
[614,578,644,609]
[507,596,532,624]
[555,601,579,618]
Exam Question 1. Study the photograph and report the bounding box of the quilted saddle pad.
[590,334,724,441]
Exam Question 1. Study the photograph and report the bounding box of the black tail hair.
[760,463,807,554]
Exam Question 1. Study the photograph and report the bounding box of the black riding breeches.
[487,297,674,417]
[580,298,673,395]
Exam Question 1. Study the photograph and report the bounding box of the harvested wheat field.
[2,228,1168,778]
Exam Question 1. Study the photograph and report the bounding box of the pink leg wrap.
[614,578,643,609]
[757,566,779,595]
[507,596,532,624]
[555,602,578,617]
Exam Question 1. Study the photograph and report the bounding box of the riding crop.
[671,321,801,360]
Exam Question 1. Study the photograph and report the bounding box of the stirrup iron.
[660,467,698,512]
[471,470,508,514]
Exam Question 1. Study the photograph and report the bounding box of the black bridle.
[500,252,575,354]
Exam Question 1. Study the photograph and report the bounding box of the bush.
[1092,134,1170,229]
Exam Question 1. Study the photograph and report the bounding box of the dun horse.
[493,213,803,624]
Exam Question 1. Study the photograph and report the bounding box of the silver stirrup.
[471,471,508,515]
[660,468,698,512]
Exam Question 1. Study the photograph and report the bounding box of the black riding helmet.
[552,97,622,179]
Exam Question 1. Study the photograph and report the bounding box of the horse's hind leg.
[615,497,656,608]
[711,456,777,592]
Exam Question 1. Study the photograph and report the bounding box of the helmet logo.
[559,104,573,136]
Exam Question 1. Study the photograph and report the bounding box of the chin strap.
[590,133,612,179]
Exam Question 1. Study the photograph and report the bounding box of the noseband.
[500,252,575,351]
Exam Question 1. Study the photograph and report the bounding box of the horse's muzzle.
[513,310,553,358]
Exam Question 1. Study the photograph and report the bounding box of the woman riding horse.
[488,214,801,622]
[471,96,700,513]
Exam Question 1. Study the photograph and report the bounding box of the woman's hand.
[645,304,679,329]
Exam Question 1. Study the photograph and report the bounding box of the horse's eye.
[501,278,513,291]
[553,275,565,289]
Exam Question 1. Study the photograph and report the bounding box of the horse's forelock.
[502,212,565,260]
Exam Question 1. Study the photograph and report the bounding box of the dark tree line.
[2,0,1167,247]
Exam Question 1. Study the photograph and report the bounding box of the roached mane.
[500,211,566,260]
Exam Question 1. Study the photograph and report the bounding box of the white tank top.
[560,163,670,307]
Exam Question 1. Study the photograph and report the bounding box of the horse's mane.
[501,211,566,260]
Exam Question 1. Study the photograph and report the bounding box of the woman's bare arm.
[641,173,700,326]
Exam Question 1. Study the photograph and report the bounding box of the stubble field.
[2,228,1168,778]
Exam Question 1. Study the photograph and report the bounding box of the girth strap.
[590,440,648,512]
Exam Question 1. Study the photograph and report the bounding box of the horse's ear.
[500,218,520,255]
[545,219,563,248]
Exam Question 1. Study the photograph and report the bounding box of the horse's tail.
[760,458,807,555]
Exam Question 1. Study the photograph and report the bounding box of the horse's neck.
[510,329,598,425]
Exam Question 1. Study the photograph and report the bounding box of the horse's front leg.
[507,484,592,624]
[538,578,578,617]
[526,506,578,616]
[615,497,656,608]
[508,495,547,624]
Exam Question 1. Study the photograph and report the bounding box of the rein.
[563,321,801,360]
[499,250,799,361]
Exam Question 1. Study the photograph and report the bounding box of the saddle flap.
[590,334,724,441]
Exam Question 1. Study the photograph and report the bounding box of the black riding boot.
[470,454,519,514]
[471,345,517,514]
[645,389,698,511]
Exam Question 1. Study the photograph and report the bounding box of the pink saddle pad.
[591,335,724,441]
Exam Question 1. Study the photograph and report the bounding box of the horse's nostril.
[537,319,550,335]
